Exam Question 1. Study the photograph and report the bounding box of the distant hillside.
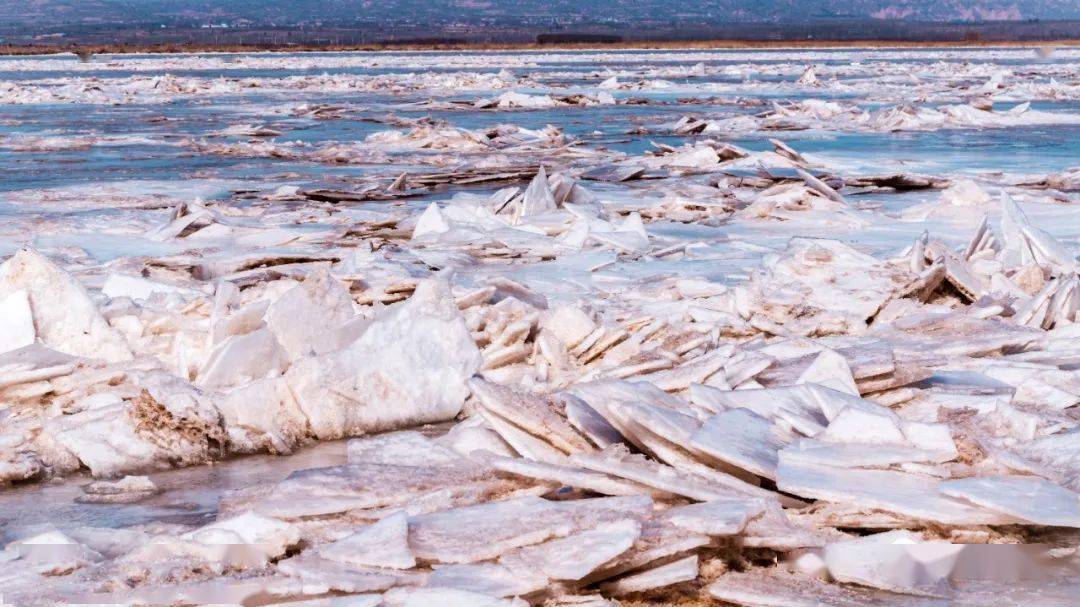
[4,0,1079,28]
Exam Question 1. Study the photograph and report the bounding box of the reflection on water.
[0,440,347,544]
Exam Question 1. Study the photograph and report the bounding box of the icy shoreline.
[1,47,1079,606]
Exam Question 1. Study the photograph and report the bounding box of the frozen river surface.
[1,47,1079,606]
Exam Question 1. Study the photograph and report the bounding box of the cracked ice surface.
[1,46,1080,606]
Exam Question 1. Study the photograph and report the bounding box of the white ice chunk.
[824,530,962,595]
[519,167,558,217]
[603,554,698,596]
[900,421,957,459]
[797,349,859,396]
[0,248,132,362]
[690,408,785,480]
[197,328,288,389]
[1019,428,1080,492]
[413,202,451,239]
[216,377,308,455]
[409,495,651,564]
[782,439,952,469]
[939,475,1080,527]
[817,407,907,446]
[348,431,466,468]
[498,519,641,581]
[183,511,301,564]
[7,530,103,572]
[478,451,659,497]
[541,306,596,348]
[661,498,768,536]
[744,238,915,336]
[286,279,482,439]
[0,289,34,354]
[777,458,1016,525]
[320,510,416,569]
[264,268,356,360]
[426,563,547,597]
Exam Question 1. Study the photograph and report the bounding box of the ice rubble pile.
[0,71,528,105]
[5,52,1078,108]
[186,121,571,169]
[672,98,1080,134]
[3,174,1080,605]
[764,63,1080,104]
[0,257,482,479]
[474,91,617,110]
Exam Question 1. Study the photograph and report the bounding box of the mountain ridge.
[4,0,1079,27]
